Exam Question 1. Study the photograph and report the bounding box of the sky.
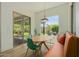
[46,16,59,25]
[41,16,59,27]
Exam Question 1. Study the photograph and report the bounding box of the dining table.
[32,35,52,50]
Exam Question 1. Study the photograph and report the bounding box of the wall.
[35,3,71,34]
[74,3,79,36]
[0,2,35,52]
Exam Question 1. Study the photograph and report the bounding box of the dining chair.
[25,38,41,56]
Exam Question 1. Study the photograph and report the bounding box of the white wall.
[0,2,35,52]
[35,3,71,34]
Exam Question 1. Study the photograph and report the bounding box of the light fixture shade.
[41,17,48,23]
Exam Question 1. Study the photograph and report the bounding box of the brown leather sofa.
[44,32,79,57]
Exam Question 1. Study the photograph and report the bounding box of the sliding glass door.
[13,12,31,47]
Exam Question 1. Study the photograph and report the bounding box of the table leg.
[43,42,49,50]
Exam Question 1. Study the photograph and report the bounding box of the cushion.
[57,34,65,45]
[44,42,64,57]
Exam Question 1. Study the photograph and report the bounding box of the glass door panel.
[13,12,31,47]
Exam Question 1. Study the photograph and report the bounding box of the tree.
[51,24,59,33]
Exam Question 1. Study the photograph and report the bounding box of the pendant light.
[41,3,48,23]
[41,3,48,34]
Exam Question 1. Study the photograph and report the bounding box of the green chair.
[25,38,41,56]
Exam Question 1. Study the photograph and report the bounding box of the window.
[41,16,59,35]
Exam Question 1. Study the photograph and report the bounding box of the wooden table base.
[39,42,49,51]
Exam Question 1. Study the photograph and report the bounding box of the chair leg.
[39,46,42,56]
[33,50,35,56]
[25,48,29,56]
[32,49,38,57]
[35,47,42,57]
[35,50,38,56]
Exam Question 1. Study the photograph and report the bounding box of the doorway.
[13,11,31,47]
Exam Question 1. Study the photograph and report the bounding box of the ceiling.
[11,2,68,12]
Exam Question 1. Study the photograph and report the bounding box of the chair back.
[27,38,37,50]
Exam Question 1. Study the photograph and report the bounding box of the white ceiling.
[11,2,68,12]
